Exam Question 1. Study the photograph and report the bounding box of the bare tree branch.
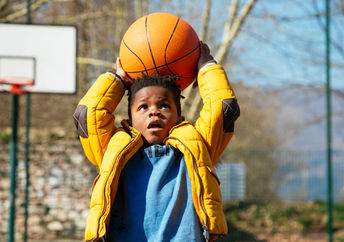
[311,0,344,58]
[0,0,47,22]
[0,0,71,22]
[199,0,211,41]
[333,88,344,98]
[0,0,7,12]
[56,8,120,23]
[228,0,239,28]
[77,57,115,69]
[288,112,343,136]
[215,0,257,64]
[183,0,212,120]
[136,0,149,18]
[185,0,258,122]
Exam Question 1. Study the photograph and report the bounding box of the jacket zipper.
[93,131,139,241]
[163,136,209,242]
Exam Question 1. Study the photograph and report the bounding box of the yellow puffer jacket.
[73,64,239,242]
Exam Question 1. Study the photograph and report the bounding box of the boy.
[73,42,240,242]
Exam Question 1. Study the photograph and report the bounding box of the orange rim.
[0,77,34,94]
[0,76,34,86]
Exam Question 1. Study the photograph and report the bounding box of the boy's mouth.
[147,121,163,130]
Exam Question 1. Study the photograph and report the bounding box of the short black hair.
[128,74,182,120]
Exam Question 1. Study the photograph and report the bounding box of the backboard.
[0,24,77,94]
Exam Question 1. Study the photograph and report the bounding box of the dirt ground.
[257,233,326,242]
[256,230,343,242]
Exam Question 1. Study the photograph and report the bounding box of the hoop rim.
[0,76,34,86]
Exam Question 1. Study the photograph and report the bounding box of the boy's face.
[131,86,182,145]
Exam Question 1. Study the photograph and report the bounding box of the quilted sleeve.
[194,64,240,166]
[73,72,125,169]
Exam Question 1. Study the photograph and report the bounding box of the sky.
[150,0,344,151]
[229,0,344,90]
[152,0,343,90]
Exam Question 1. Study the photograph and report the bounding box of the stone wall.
[0,140,97,241]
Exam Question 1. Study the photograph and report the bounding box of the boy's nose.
[149,107,160,117]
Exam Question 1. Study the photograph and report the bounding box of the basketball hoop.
[0,76,34,94]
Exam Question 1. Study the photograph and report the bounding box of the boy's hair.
[128,74,182,120]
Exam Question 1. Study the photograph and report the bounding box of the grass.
[220,200,344,241]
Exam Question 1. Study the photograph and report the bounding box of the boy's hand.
[193,41,217,88]
[197,41,216,71]
[116,57,133,89]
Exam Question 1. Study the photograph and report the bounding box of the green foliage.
[314,199,328,213]
[283,206,300,218]
[296,216,313,230]
[334,203,344,222]
[223,201,344,239]
[0,129,10,144]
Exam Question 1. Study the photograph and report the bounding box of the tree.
[0,0,49,22]
[220,83,283,200]
[243,0,344,149]
[0,0,289,201]
[0,0,137,129]
[182,0,258,122]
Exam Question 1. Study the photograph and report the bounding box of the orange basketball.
[119,12,200,91]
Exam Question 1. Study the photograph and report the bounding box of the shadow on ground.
[216,202,265,242]
[216,222,265,242]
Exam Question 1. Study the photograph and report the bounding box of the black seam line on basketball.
[126,44,200,74]
[145,15,159,74]
[123,40,148,75]
[174,75,194,78]
[164,16,181,76]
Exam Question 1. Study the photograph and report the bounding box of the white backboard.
[0,24,77,94]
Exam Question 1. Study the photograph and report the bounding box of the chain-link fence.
[0,142,343,241]
[217,150,344,203]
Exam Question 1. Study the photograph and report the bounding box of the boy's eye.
[138,104,148,111]
[160,104,169,109]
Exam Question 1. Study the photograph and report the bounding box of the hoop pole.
[325,0,333,241]
[23,94,31,242]
[24,1,32,242]
[8,94,19,242]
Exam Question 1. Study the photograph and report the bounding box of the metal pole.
[23,97,30,242]
[27,0,31,24]
[325,0,333,241]
[8,94,19,242]
[24,1,32,241]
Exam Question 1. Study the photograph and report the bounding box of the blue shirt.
[107,144,204,242]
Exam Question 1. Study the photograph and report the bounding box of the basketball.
[119,12,200,91]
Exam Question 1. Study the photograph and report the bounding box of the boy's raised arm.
[194,42,240,166]
[73,58,131,169]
